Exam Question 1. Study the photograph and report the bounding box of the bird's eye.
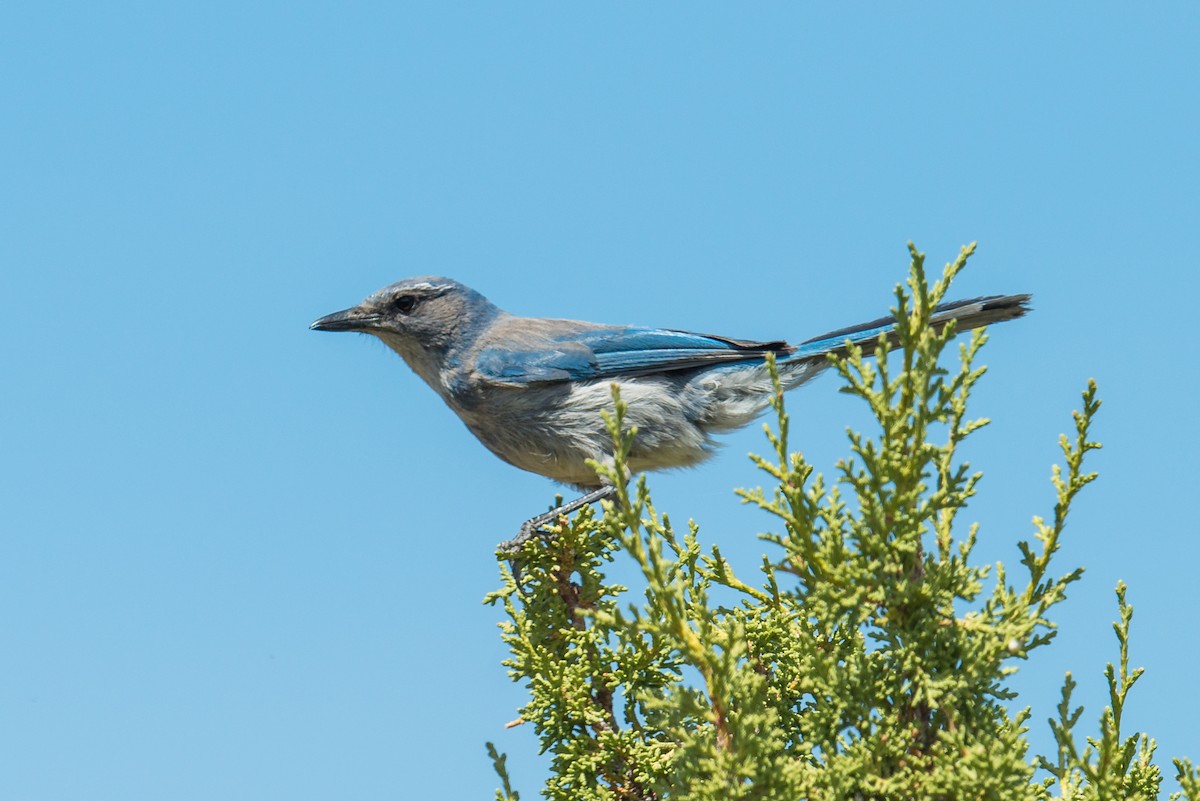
[392,294,418,314]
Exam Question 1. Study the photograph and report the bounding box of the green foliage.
[1039,583,1166,801]
[484,244,1194,800]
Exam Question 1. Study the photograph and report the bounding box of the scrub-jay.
[311,278,1029,548]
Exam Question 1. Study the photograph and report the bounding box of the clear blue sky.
[2,3,1197,798]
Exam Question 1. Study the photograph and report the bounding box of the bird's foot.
[497,516,558,555]
[496,485,619,555]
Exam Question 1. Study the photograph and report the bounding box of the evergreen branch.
[481,244,1190,801]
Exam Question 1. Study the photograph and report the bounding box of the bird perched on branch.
[311,278,1029,549]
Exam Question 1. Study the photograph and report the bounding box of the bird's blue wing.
[475,326,795,386]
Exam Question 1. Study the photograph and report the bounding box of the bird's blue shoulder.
[475,345,595,384]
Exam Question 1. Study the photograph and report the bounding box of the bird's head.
[311,277,501,382]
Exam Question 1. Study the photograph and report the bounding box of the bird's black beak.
[309,307,382,332]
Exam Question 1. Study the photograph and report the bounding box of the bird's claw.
[497,517,555,555]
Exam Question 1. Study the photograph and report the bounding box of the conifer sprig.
[485,244,1188,800]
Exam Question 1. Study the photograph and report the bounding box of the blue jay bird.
[311,278,1029,549]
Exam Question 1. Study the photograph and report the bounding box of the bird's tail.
[690,293,1031,431]
[786,293,1032,362]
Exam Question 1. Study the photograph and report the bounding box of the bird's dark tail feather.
[791,293,1032,359]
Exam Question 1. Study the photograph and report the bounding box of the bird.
[310,277,1030,549]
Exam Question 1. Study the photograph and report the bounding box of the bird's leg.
[498,485,620,553]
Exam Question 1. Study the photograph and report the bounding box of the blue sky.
[2,3,1197,798]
